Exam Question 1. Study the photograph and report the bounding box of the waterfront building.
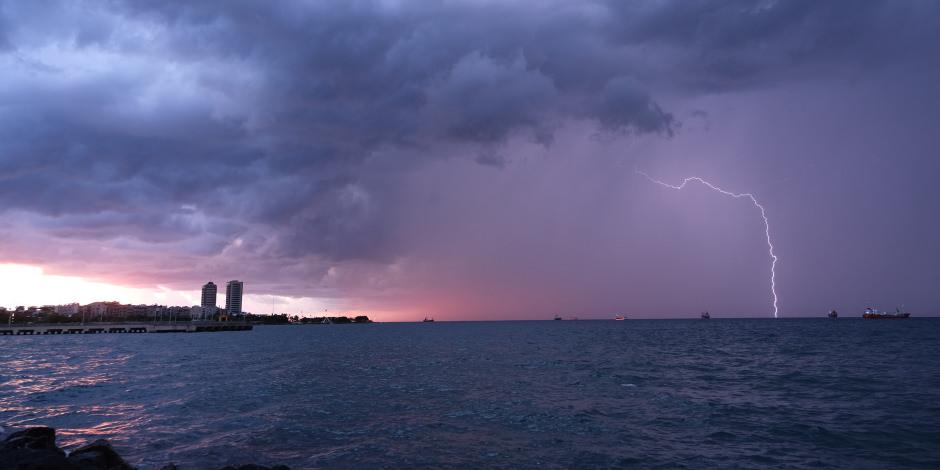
[200,282,219,320]
[225,280,243,316]
[85,302,110,320]
[201,282,217,310]
[147,304,167,321]
[105,302,126,320]
[190,306,204,320]
[129,304,149,320]
[167,306,191,321]
[55,303,80,315]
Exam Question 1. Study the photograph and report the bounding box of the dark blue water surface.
[2,319,940,469]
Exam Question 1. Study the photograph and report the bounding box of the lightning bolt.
[637,170,779,318]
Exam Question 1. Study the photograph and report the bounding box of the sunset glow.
[0,264,187,308]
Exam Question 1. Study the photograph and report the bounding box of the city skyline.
[0,278,248,313]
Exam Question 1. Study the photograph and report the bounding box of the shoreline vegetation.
[255,314,372,325]
[0,426,289,470]
[0,312,373,326]
[0,314,372,336]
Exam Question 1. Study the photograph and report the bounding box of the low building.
[191,305,220,320]
[55,303,80,315]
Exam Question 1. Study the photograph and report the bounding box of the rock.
[0,451,80,470]
[2,427,61,452]
[0,426,83,470]
[219,466,290,470]
[66,439,134,470]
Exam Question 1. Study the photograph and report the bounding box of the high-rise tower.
[225,280,244,316]
[200,282,218,320]
[201,282,217,309]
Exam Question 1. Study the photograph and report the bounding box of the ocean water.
[2,319,939,469]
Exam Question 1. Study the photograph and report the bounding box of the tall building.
[225,280,244,316]
[201,282,217,309]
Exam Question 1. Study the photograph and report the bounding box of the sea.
[2,319,939,469]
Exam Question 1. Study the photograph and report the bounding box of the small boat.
[423,316,435,322]
[862,307,910,319]
[553,315,562,321]
[701,311,710,320]
[614,315,626,321]
[827,309,838,319]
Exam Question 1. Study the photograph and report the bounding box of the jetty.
[0,321,252,336]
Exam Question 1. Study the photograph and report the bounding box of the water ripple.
[1,320,939,468]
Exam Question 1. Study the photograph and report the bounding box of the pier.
[0,321,252,336]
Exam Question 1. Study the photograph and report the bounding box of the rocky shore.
[0,427,288,470]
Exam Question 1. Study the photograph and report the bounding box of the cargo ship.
[862,307,910,319]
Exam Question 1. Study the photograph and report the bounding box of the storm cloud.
[1,0,938,317]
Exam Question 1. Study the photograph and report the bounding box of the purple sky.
[1,1,939,320]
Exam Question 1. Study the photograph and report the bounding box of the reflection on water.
[0,345,137,448]
[2,320,940,469]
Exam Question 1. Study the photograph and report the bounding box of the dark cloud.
[424,53,557,143]
[604,0,940,91]
[592,77,675,135]
[0,0,938,310]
